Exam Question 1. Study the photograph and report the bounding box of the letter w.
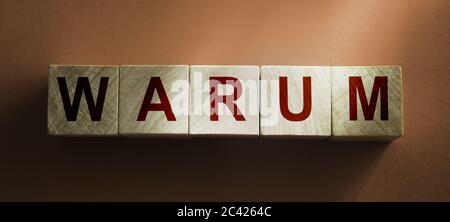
[57,77,109,121]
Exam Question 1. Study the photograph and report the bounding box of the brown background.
[0,0,449,201]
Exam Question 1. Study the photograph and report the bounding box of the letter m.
[349,76,388,121]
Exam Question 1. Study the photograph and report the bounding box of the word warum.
[47,65,403,140]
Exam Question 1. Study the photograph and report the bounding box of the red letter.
[349,76,388,121]
[209,77,245,121]
[137,77,176,121]
[279,76,312,121]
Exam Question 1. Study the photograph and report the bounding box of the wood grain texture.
[47,65,118,136]
[260,66,331,138]
[119,65,189,137]
[189,65,259,136]
[331,66,403,140]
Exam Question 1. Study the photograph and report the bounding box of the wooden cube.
[47,65,118,136]
[189,65,259,136]
[260,66,331,138]
[331,66,403,140]
[119,65,189,137]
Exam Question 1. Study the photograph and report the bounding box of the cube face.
[119,65,189,136]
[331,66,403,140]
[47,65,118,136]
[189,65,260,136]
[260,66,331,138]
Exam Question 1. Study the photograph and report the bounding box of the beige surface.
[119,65,189,136]
[47,65,118,136]
[0,0,449,201]
[189,65,260,136]
[331,66,403,140]
[260,66,331,138]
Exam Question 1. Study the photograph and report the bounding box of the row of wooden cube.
[47,65,403,140]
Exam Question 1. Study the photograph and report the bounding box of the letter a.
[137,77,176,121]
